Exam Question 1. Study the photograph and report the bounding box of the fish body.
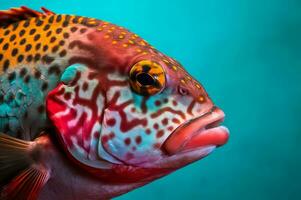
[0,7,229,200]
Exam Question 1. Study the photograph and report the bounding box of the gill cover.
[46,64,121,168]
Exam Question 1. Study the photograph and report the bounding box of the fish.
[0,6,229,200]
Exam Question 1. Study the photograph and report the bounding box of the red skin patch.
[172,100,178,106]
[109,132,115,139]
[145,129,151,135]
[63,92,71,100]
[161,118,168,126]
[172,118,180,124]
[156,130,164,138]
[167,126,174,131]
[135,136,142,145]
[106,118,116,126]
[82,82,89,91]
[94,131,100,139]
[101,135,109,144]
[153,123,159,130]
[124,138,131,146]
[155,100,161,106]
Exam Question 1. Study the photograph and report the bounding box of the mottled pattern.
[0,7,228,182]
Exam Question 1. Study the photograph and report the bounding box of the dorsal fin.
[0,6,55,27]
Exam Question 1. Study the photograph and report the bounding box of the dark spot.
[64,92,71,100]
[46,31,52,37]
[35,43,41,50]
[82,82,88,91]
[0,38,3,44]
[62,21,68,27]
[135,136,142,144]
[19,38,26,45]
[155,100,161,106]
[161,118,168,126]
[34,70,41,79]
[34,34,41,41]
[63,32,69,39]
[26,55,33,62]
[19,29,25,37]
[56,28,62,34]
[19,68,27,77]
[3,60,9,72]
[3,43,9,50]
[80,28,87,33]
[41,82,48,91]
[23,20,30,27]
[36,20,43,26]
[25,44,32,52]
[42,55,54,64]
[9,34,16,42]
[12,22,19,30]
[0,54,3,61]
[50,36,56,43]
[37,105,45,113]
[52,45,59,53]
[8,72,16,81]
[48,16,54,23]
[43,24,50,31]
[124,138,131,146]
[24,75,31,83]
[70,27,78,32]
[43,45,49,52]
[156,130,164,138]
[4,30,10,35]
[59,40,65,46]
[56,15,62,22]
[29,29,36,35]
[72,16,81,23]
[17,55,24,62]
[34,54,41,61]
[11,48,18,56]
[48,65,61,75]
[59,50,67,57]
[106,118,116,126]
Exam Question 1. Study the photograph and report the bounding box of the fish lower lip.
[162,107,229,155]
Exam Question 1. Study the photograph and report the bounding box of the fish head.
[46,25,229,184]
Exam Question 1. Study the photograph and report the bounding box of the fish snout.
[162,107,229,155]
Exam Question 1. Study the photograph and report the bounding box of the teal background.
[1,0,300,199]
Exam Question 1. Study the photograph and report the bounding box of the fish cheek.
[46,64,109,168]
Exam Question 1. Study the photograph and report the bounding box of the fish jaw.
[163,107,229,156]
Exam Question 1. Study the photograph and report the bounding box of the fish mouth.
[163,106,229,155]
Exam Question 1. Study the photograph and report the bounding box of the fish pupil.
[136,72,155,86]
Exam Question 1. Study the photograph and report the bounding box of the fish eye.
[129,60,166,96]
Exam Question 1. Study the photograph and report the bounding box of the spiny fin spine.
[0,6,55,27]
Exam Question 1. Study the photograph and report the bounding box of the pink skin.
[45,21,229,198]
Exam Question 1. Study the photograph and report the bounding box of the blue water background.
[0,0,300,199]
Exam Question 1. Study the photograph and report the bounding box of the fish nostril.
[178,86,189,96]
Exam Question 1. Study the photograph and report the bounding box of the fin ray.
[0,6,55,27]
[1,166,50,200]
[0,133,50,199]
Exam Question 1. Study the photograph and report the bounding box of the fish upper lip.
[162,106,229,155]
